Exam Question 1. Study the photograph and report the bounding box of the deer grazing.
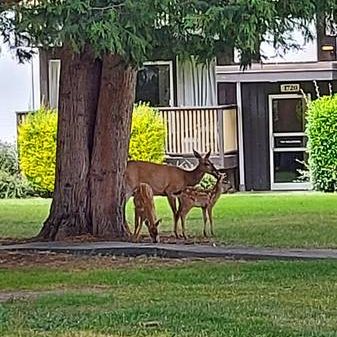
[175,172,232,239]
[133,183,161,243]
[125,150,218,237]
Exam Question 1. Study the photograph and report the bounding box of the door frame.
[268,93,312,191]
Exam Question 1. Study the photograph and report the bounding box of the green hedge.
[0,142,35,199]
[307,95,337,192]
[129,103,166,163]
[18,107,57,193]
[18,103,166,194]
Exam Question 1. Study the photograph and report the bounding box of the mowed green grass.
[1,193,337,247]
[1,260,337,337]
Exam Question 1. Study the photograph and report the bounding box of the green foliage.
[129,103,165,163]
[0,170,35,199]
[17,105,164,194]
[0,142,35,199]
[2,0,337,67]
[18,107,57,193]
[199,173,217,189]
[307,95,337,192]
[0,142,18,175]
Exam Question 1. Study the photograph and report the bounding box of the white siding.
[0,39,40,143]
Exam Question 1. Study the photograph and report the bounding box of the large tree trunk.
[39,47,102,241]
[90,54,137,238]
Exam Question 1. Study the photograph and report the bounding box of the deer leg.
[167,194,180,238]
[202,208,208,238]
[123,190,134,236]
[174,202,181,239]
[133,209,139,237]
[134,217,143,242]
[181,214,187,240]
[207,208,215,236]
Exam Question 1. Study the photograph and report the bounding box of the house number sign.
[280,84,300,93]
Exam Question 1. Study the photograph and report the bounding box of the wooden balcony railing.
[158,105,237,157]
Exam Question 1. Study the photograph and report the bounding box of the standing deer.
[133,183,161,243]
[125,150,218,237]
[175,172,232,239]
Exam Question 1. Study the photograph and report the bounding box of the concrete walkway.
[1,241,337,261]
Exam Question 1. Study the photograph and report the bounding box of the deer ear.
[193,149,202,159]
[156,219,162,227]
[204,150,211,159]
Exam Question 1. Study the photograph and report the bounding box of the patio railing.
[158,105,237,157]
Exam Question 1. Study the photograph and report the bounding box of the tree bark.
[90,54,136,238]
[39,47,102,241]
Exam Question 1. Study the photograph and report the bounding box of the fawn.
[133,183,161,243]
[175,172,233,239]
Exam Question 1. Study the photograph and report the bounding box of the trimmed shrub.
[18,107,57,193]
[17,104,165,194]
[129,103,166,163]
[0,142,35,198]
[306,95,337,192]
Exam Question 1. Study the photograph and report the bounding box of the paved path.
[1,241,337,261]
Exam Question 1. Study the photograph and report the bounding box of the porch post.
[236,82,246,191]
[217,107,225,167]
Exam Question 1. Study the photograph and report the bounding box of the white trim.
[274,148,307,152]
[273,132,306,137]
[269,94,311,191]
[216,61,337,82]
[271,182,311,191]
[236,82,245,191]
[143,60,175,107]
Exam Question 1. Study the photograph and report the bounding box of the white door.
[269,94,311,190]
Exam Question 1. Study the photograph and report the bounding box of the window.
[135,61,174,107]
[48,59,61,109]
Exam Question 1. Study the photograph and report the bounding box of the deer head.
[217,171,234,193]
[145,219,161,243]
[193,149,218,178]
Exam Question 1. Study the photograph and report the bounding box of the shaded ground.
[0,232,214,247]
[0,251,189,270]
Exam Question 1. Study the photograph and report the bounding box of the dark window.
[135,63,172,107]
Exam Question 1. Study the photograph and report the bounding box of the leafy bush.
[306,95,337,192]
[199,174,217,189]
[0,142,35,198]
[17,104,165,194]
[18,107,57,193]
[0,170,35,199]
[0,142,18,175]
[129,103,166,163]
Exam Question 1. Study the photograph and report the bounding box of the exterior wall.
[240,80,337,191]
[0,39,40,143]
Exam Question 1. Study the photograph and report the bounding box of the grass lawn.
[1,259,337,337]
[1,192,337,248]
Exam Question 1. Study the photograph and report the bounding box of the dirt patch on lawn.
[0,287,108,303]
[0,250,205,271]
[0,232,214,246]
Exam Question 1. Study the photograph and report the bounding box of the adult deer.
[125,150,218,237]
